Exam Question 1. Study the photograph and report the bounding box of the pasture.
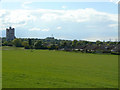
[2,46,118,88]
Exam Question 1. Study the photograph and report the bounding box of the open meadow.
[2,46,118,88]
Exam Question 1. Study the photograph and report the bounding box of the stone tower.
[6,27,15,41]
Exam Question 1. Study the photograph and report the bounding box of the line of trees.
[1,37,120,55]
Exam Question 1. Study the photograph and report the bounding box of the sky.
[0,0,118,41]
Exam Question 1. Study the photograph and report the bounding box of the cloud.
[84,36,118,42]
[0,8,118,38]
[0,27,6,31]
[29,28,49,31]
[62,6,67,9]
[87,26,97,28]
[57,26,62,30]
[108,24,118,27]
[109,0,119,4]
[39,8,117,23]
[0,8,117,26]
[0,9,36,29]
[22,1,33,9]
[2,0,115,3]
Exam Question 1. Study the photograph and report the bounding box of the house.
[84,45,98,53]
[111,44,120,54]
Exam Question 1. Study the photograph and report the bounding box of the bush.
[3,41,13,46]
[111,52,120,55]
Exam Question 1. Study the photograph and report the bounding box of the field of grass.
[0,47,2,89]
[2,46,118,88]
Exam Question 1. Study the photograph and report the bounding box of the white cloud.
[41,13,59,22]
[55,36,70,40]
[87,26,97,28]
[2,0,112,3]
[29,28,49,31]
[84,36,118,42]
[57,26,62,30]
[0,27,6,31]
[0,9,36,28]
[22,1,33,9]
[39,8,118,23]
[62,6,67,9]
[109,0,119,4]
[1,8,118,23]
[108,24,118,27]
[0,8,117,32]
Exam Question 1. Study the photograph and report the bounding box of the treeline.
[1,37,120,55]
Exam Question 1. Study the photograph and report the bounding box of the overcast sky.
[0,0,118,41]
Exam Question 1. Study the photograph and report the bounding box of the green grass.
[2,46,118,88]
[0,47,2,89]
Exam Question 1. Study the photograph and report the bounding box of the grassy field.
[0,47,2,89]
[2,46,118,88]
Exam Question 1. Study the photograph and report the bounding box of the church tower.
[6,27,15,41]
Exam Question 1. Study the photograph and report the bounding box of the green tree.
[28,39,34,51]
[22,41,29,49]
[60,41,68,48]
[28,39,32,46]
[34,41,42,49]
[13,39,22,47]
[72,40,78,47]
[96,40,102,46]
[3,41,9,46]
[48,44,57,50]
[76,41,83,46]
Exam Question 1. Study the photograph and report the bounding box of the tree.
[34,41,42,49]
[13,39,22,47]
[76,41,83,46]
[60,41,68,49]
[48,44,57,50]
[28,39,32,46]
[82,41,89,45]
[96,40,102,46]
[88,41,92,45]
[22,41,29,49]
[3,41,9,46]
[28,39,33,51]
[2,41,13,46]
[72,40,78,48]
[62,41,67,47]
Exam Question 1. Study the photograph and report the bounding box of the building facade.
[6,27,15,41]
